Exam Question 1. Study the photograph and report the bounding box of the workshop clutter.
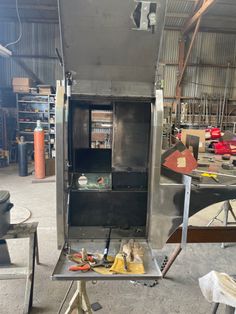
[177,128,236,156]
[213,131,236,155]
[12,78,55,95]
[67,240,145,275]
[161,142,198,174]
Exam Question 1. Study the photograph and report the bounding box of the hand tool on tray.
[92,227,113,268]
[201,172,219,183]
[122,253,128,271]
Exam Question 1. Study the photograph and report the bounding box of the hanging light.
[0,44,12,57]
[0,0,22,58]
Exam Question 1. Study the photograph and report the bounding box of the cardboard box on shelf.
[12,77,33,93]
[181,129,206,153]
[38,85,53,95]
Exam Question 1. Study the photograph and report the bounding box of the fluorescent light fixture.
[0,44,12,57]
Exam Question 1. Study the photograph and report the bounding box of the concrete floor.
[0,165,236,314]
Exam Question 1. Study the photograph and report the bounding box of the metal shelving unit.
[17,93,55,158]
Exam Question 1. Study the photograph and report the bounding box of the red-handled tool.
[69,264,91,272]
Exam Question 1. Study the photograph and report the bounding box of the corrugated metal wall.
[0,22,62,87]
[161,30,236,99]
[0,22,236,100]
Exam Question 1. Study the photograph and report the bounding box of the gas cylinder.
[18,136,28,176]
[34,120,45,179]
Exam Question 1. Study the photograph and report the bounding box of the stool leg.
[221,202,229,249]
[64,287,80,314]
[23,233,36,314]
[225,305,235,314]
[162,244,182,278]
[65,281,92,314]
[80,281,92,313]
[35,231,40,265]
[212,303,219,314]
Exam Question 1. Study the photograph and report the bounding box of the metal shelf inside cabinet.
[18,101,48,104]
[19,121,48,124]
[20,131,49,134]
[18,111,48,114]
[26,140,49,144]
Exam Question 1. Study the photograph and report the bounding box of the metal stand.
[162,244,182,278]
[181,175,192,248]
[212,302,236,313]
[0,223,39,314]
[162,175,191,277]
[65,281,92,314]
[207,200,236,248]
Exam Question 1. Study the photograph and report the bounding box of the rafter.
[0,4,57,11]
[182,0,217,34]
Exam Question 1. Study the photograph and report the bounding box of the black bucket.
[0,191,13,237]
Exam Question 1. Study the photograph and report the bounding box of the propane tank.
[34,120,45,179]
[18,136,28,177]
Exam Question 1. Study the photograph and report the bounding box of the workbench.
[0,222,39,314]
[159,153,236,277]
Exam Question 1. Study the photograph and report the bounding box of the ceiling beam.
[0,4,57,11]
[0,17,59,24]
[166,12,236,24]
[177,17,201,88]
[182,0,217,34]
[169,0,234,4]
[165,25,236,35]
[13,54,57,60]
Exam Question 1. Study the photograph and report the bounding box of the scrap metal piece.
[162,142,198,174]
[186,134,199,161]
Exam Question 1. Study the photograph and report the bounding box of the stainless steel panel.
[112,102,150,171]
[151,181,236,249]
[52,240,162,280]
[71,80,154,98]
[58,0,167,96]
[56,83,67,249]
[147,90,164,249]
[68,227,146,239]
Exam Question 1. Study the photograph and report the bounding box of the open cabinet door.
[57,0,167,97]
[52,239,162,281]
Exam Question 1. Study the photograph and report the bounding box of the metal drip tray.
[52,240,162,281]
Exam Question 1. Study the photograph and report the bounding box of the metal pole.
[220,63,230,129]
[181,175,192,249]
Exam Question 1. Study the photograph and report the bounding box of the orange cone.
[34,120,45,179]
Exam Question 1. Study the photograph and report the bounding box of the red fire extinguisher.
[34,120,45,179]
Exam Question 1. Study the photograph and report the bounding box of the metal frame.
[148,89,164,249]
[56,81,67,248]
[0,223,39,314]
[183,0,217,34]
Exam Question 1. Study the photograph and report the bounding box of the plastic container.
[0,191,13,237]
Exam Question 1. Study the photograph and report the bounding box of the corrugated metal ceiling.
[0,0,236,33]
